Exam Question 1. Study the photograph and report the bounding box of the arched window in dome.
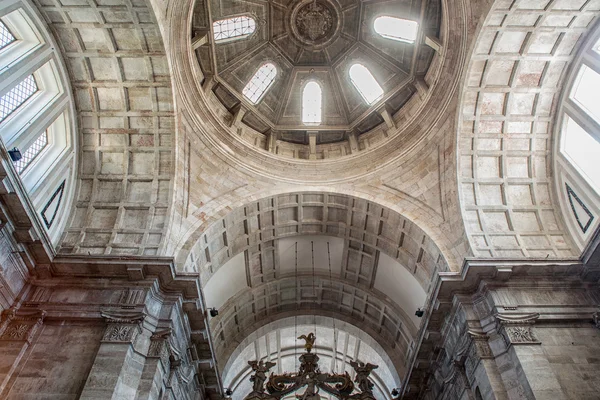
[302,81,322,125]
[13,130,48,174]
[242,63,277,104]
[0,3,77,245]
[349,64,384,105]
[213,16,256,42]
[0,20,15,49]
[374,16,418,43]
[0,74,38,123]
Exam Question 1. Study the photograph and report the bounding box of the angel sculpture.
[349,361,379,394]
[297,333,316,353]
[248,360,277,393]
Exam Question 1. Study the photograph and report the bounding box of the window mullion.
[0,44,50,96]
[11,92,67,150]
[0,0,21,19]
[564,100,600,144]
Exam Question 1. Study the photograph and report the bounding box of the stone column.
[493,314,543,399]
[135,328,171,400]
[80,311,147,399]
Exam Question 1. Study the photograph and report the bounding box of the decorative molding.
[496,313,541,346]
[0,308,46,342]
[101,311,145,343]
[101,311,145,324]
[41,180,65,229]
[149,328,172,366]
[566,184,594,234]
[103,324,138,342]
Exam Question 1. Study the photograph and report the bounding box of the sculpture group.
[244,333,378,400]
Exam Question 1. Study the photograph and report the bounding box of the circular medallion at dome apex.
[291,0,339,47]
[191,0,442,149]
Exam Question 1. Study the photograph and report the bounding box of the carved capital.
[496,313,541,346]
[102,324,140,342]
[148,328,172,366]
[0,308,46,342]
[101,311,145,343]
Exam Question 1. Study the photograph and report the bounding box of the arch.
[349,64,384,105]
[456,0,599,258]
[221,316,401,400]
[242,62,277,104]
[213,15,256,42]
[553,19,600,249]
[0,1,77,246]
[373,16,418,44]
[302,81,322,125]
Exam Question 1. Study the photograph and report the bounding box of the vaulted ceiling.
[30,0,599,395]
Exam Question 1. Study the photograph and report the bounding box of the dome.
[191,0,441,149]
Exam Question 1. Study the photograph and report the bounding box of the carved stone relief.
[496,313,541,346]
[0,308,46,342]
[101,311,145,343]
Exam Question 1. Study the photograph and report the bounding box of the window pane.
[374,16,418,43]
[243,63,277,104]
[0,20,16,50]
[562,117,600,191]
[14,130,48,174]
[302,81,322,125]
[349,64,384,105]
[571,65,600,124]
[0,75,38,123]
[213,16,256,41]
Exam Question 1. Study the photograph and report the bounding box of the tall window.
[571,65,600,124]
[13,130,48,174]
[0,20,16,50]
[374,16,418,43]
[0,75,38,123]
[349,64,384,105]
[243,63,277,104]
[302,81,322,125]
[213,16,256,42]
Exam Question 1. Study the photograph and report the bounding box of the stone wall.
[408,260,600,400]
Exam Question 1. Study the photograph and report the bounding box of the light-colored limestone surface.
[1,0,600,397]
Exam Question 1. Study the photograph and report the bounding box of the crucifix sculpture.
[243,333,378,400]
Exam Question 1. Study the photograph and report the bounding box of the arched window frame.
[0,2,77,246]
[212,15,257,43]
[302,80,322,126]
[242,62,277,104]
[348,63,384,105]
[373,16,419,44]
[553,22,600,248]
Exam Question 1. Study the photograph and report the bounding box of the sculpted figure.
[248,360,276,393]
[297,333,316,352]
[349,361,378,394]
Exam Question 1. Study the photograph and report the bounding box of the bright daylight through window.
[0,75,38,123]
[243,63,277,104]
[571,65,600,124]
[302,81,322,125]
[349,64,384,105]
[213,16,256,42]
[13,131,48,174]
[374,16,418,43]
[0,20,16,49]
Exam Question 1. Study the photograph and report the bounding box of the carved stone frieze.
[496,313,541,346]
[0,308,46,342]
[148,328,172,366]
[101,310,145,343]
